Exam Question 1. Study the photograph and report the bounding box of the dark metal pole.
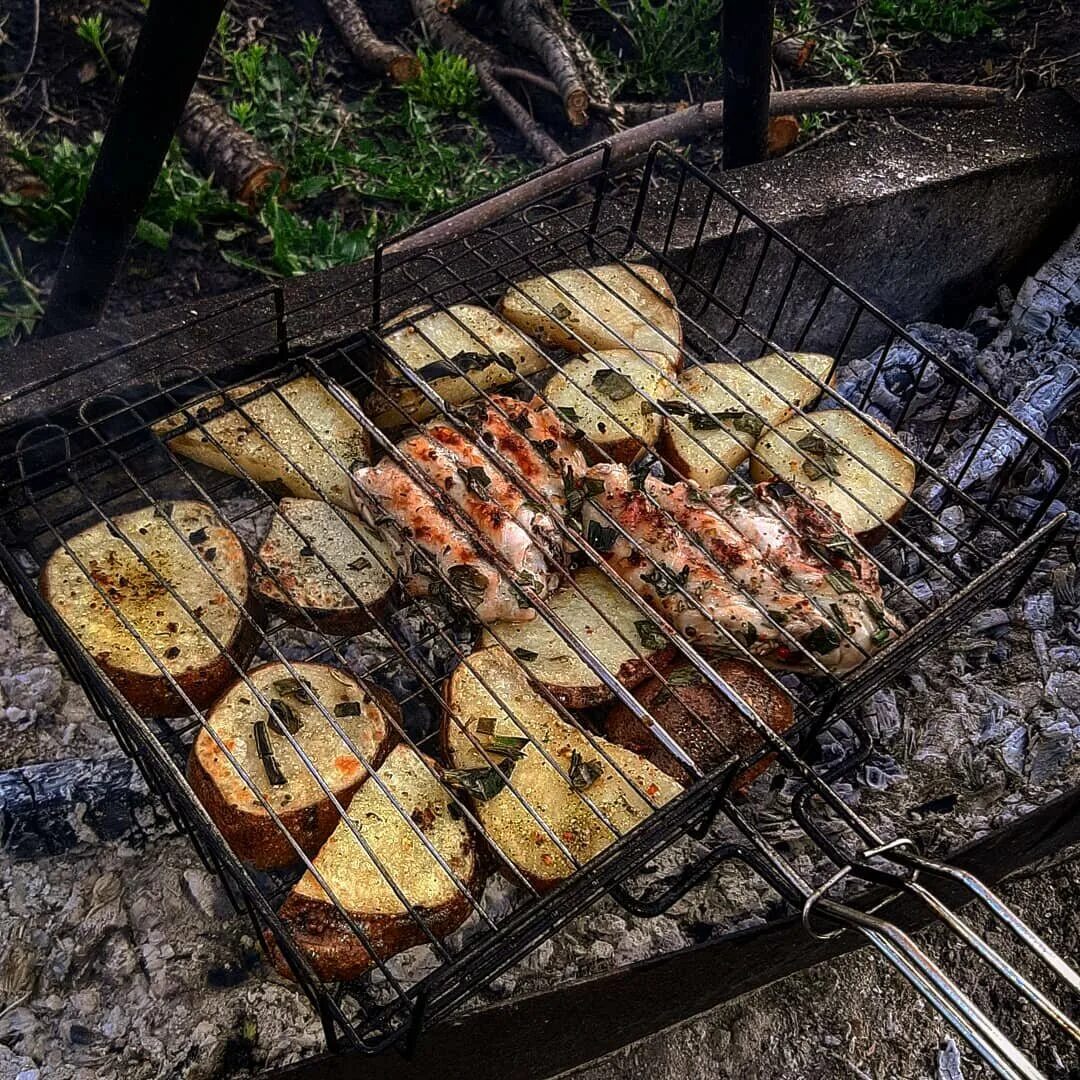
[722,0,776,169]
[41,0,228,337]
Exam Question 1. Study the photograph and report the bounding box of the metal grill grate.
[0,145,1075,1072]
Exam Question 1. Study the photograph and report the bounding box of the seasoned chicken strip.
[351,459,529,623]
[583,465,896,672]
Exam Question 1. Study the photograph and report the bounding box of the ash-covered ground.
[1,231,1079,1078]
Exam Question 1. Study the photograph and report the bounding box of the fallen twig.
[322,0,420,84]
[411,0,565,163]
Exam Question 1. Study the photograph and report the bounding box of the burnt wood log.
[321,0,420,84]
[0,755,171,860]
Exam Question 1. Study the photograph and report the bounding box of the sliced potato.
[498,264,682,370]
[543,349,671,464]
[270,744,479,982]
[443,646,682,890]
[367,304,547,429]
[749,408,916,535]
[187,661,398,869]
[153,374,368,511]
[479,567,674,709]
[255,498,398,633]
[39,501,257,719]
[603,658,794,792]
[660,352,835,488]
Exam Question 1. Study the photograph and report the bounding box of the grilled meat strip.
[582,465,896,672]
[352,396,585,624]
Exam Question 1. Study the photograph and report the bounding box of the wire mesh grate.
[0,144,1072,1061]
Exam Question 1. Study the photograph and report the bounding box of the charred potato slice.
[480,567,674,709]
[188,662,397,870]
[367,303,547,429]
[153,375,368,511]
[603,658,794,792]
[39,501,257,718]
[661,352,836,488]
[543,349,672,464]
[748,408,916,535]
[255,498,397,633]
[269,744,479,982]
[499,264,682,370]
[443,645,682,890]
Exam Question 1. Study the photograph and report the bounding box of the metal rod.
[722,0,776,168]
[40,0,228,337]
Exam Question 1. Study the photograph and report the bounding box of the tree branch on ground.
[321,0,420,84]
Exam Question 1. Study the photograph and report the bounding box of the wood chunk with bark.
[497,0,589,126]
[322,0,420,84]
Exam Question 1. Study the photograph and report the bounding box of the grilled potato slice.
[39,501,257,718]
[661,352,835,488]
[443,646,682,890]
[188,661,397,870]
[367,304,547,429]
[153,374,369,510]
[255,498,397,633]
[498,264,682,370]
[270,744,479,982]
[748,408,916,535]
[603,658,794,792]
[480,567,674,709]
[543,349,673,464]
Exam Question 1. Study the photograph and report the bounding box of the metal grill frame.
[0,143,1072,1063]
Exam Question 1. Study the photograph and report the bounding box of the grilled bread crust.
[188,663,399,869]
[269,744,480,982]
[39,501,259,718]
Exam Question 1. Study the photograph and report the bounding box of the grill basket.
[0,144,1076,1075]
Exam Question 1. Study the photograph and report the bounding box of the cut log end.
[239,163,288,206]
[565,87,589,127]
[767,114,800,157]
[389,52,423,84]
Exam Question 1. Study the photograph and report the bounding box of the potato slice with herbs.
[188,661,397,870]
[443,646,682,889]
[153,374,368,511]
[367,303,547,429]
[480,567,674,708]
[660,352,835,488]
[748,408,916,535]
[255,498,397,633]
[544,349,672,464]
[499,264,682,370]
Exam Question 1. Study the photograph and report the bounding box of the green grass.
[595,0,723,98]
[0,229,43,344]
[0,25,524,322]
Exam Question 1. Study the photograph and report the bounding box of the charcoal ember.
[860,688,901,742]
[1000,726,1029,775]
[967,608,1010,639]
[860,752,903,791]
[0,665,63,718]
[1026,708,1078,785]
[925,504,965,554]
[342,599,477,740]
[1017,592,1055,630]
[937,1037,965,1080]
[920,358,1079,512]
[1044,670,1080,710]
[1049,645,1080,669]
[1008,223,1080,352]
[0,756,168,861]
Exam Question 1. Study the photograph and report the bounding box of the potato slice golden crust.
[153,375,369,511]
[188,662,398,869]
[661,352,835,488]
[270,744,479,982]
[749,408,916,535]
[39,500,256,718]
[368,303,547,429]
[543,349,673,464]
[498,264,682,369]
[255,498,397,633]
[443,646,682,889]
[480,567,675,709]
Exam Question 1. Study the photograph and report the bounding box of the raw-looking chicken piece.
[352,396,585,624]
[582,465,897,673]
